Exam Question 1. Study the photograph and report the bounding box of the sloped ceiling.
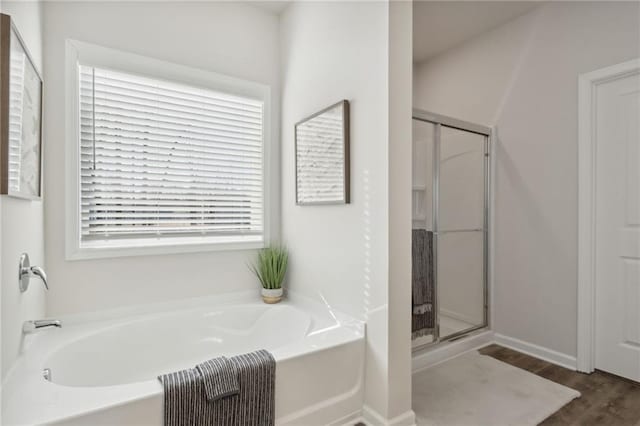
[414,1,540,63]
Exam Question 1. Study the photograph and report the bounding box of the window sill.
[66,234,264,260]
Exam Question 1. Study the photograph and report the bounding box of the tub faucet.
[22,319,62,335]
[19,253,49,292]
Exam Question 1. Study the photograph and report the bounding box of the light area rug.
[412,351,580,426]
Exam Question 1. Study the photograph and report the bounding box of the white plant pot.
[261,288,283,304]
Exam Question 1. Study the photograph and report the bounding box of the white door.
[594,69,640,382]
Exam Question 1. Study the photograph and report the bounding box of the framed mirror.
[0,13,44,200]
[295,100,350,205]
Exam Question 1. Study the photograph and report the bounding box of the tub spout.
[22,319,62,335]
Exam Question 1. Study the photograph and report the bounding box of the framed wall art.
[0,13,43,200]
[295,100,350,205]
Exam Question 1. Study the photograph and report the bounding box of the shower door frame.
[412,109,491,351]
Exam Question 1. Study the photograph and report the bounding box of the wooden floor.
[480,344,640,426]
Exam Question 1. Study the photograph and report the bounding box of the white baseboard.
[341,417,366,426]
[494,333,577,371]
[362,405,416,426]
[332,410,366,426]
[412,330,494,373]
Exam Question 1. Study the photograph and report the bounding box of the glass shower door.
[412,119,436,345]
[436,125,487,339]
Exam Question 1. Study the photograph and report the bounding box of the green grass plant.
[250,246,288,290]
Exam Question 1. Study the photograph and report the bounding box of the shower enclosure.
[411,109,490,349]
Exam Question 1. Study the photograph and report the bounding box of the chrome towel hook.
[19,253,49,292]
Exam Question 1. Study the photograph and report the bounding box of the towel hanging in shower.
[412,229,435,339]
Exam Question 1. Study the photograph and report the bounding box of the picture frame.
[0,13,44,200]
[295,100,350,205]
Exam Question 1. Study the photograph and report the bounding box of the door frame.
[577,58,640,373]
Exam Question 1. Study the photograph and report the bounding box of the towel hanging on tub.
[196,356,240,402]
[158,349,276,426]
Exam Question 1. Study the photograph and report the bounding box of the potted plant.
[250,246,288,304]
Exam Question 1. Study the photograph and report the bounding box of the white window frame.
[65,40,271,260]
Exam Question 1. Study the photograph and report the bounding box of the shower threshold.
[412,320,489,352]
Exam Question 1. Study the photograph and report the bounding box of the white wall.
[0,0,46,381]
[280,1,413,422]
[414,2,640,357]
[42,1,280,316]
[0,0,3,399]
[413,9,537,126]
[1,0,3,411]
[280,1,388,322]
[280,1,387,417]
[386,1,413,422]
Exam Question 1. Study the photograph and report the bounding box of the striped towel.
[412,229,435,339]
[196,356,239,401]
[158,349,276,426]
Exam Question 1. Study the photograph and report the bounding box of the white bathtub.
[2,292,365,425]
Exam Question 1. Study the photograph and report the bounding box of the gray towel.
[158,349,276,426]
[412,229,435,338]
[196,356,240,401]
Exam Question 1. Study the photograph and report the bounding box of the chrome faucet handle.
[29,266,48,290]
[19,253,49,292]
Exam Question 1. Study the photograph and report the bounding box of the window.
[66,41,270,259]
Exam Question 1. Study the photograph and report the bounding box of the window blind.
[78,65,264,243]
